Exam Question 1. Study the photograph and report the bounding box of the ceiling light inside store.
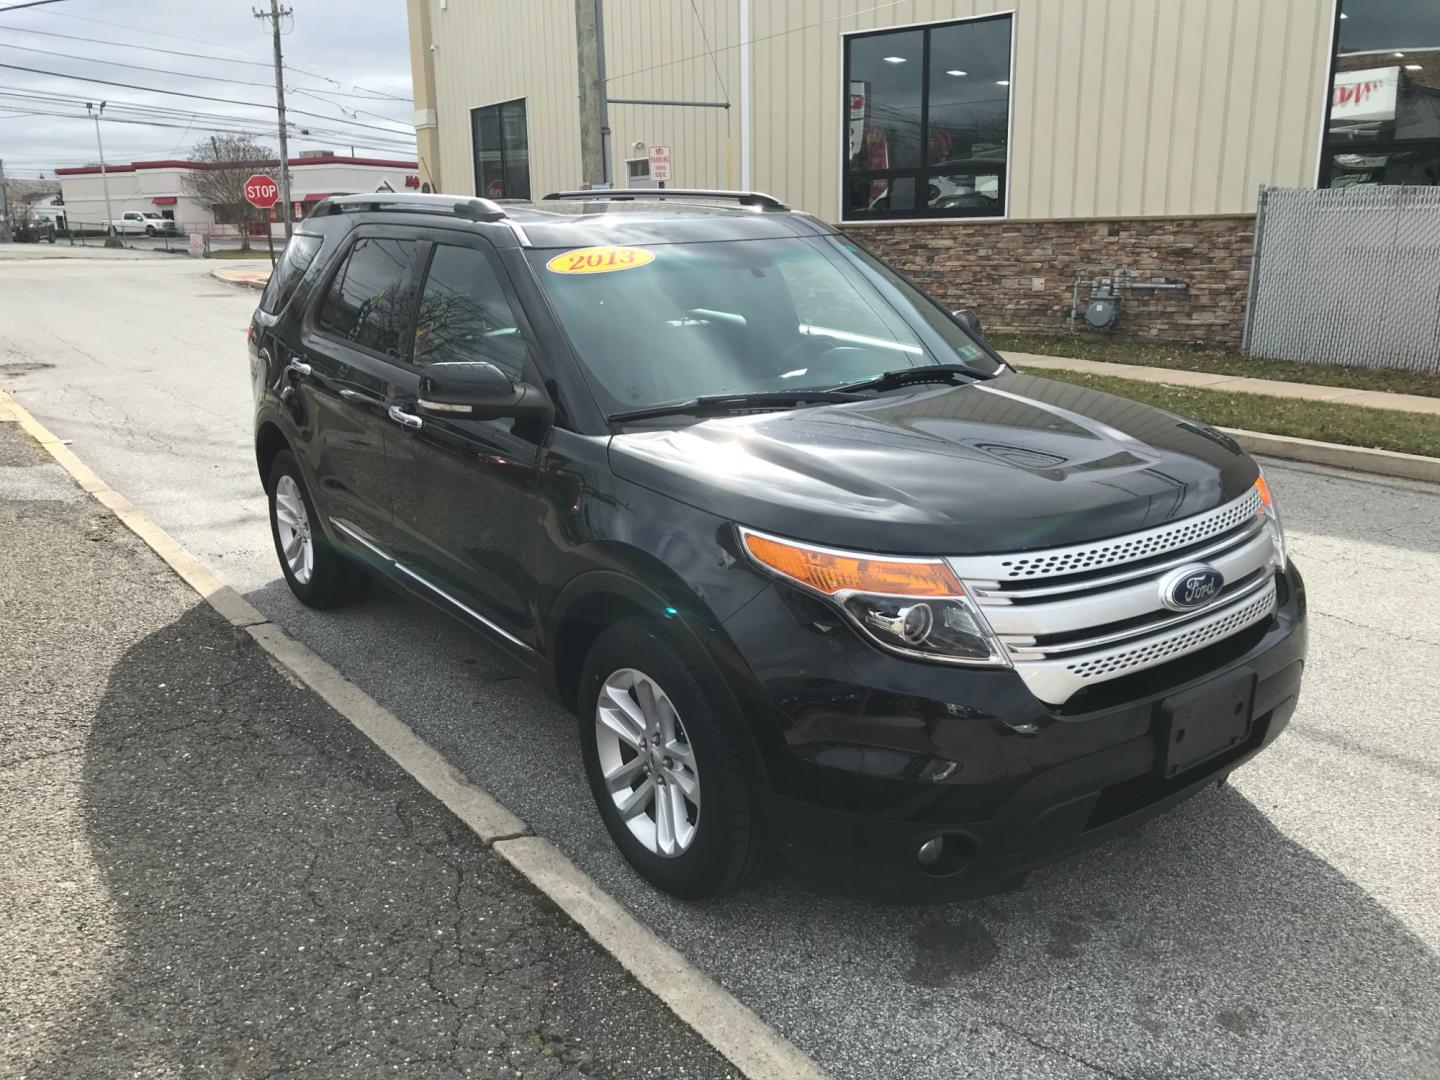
[946,69,967,76]
[883,56,907,63]
[1406,63,1423,70]
[996,79,1010,86]
[1394,51,1406,57]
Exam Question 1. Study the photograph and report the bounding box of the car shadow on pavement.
[46,604,738,1080]
[227,577,1440,1079]
[697,785,1440,1078]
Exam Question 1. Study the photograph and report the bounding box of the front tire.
[578,618,765,899]
[266,450,368,608]
[145,226,156,236]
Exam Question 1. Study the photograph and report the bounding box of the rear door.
[382,234,550,653]
[295,228,424,554]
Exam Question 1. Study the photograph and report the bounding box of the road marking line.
[0,387,829,1080]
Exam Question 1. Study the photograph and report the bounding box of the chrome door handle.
[288,358,313,377]
[387,404,424,430]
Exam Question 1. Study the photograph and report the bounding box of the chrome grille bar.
[953,487,1263,582]
[947,486,1283,705]
[1011,581,1278,705]
[972,517,1267,603]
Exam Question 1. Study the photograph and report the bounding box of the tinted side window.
[413,244,527,380]
[260,234,323,314]
[317,237,420,358]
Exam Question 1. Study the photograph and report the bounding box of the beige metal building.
[405,0,1436,343]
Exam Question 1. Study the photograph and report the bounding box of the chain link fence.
[1243,186,1440,374]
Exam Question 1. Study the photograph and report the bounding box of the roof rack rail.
[317,192,508,223]
[543,188,789,212]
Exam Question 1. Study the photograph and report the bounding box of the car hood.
[607,372,1259,555]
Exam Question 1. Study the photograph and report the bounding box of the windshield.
[526,234,1001,416]
[142,213,163,219]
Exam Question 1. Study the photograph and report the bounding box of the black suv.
[249,190,1306,902]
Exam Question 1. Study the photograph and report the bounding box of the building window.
[1322,0,1440,188]
[843,14,1012,221]
[472,98,530,200]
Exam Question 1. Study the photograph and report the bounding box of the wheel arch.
[255,419,291,486]
[545,567,775,790]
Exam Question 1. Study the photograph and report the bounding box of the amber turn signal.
[1255,475,1274,509]
[740,530,964,597]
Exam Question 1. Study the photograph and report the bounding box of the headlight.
[738,527,1008,666]
[1255,472,1287,571]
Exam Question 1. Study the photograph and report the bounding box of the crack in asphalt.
[1311,608,1440,649]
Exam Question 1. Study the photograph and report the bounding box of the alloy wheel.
[273,474,314,585]
[594,667,701,857]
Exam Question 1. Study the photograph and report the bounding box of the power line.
[46,7,414,101]
[44,7,275,57]
[0,22,412,101]
[0,105,417,152]
[0,60,416,136]
[0,89,418,154]
[0,0,67,12]
[0,40,412,112]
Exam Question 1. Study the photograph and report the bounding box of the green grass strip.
[990,332,1440,401]
[1028,368,1440,459]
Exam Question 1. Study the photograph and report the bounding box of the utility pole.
[574,0,611,188]
[254,0,294,239]
[86,101,121,248]
[0,158,10,244]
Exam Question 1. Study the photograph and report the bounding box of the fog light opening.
[915,832,978,877]
[917,836,944,867]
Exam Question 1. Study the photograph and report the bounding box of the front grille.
[950,488,1282,705]
[1063,583,1277,680]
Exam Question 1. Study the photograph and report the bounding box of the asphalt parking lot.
[3,248,1437,1080]
[0,421,742,1080]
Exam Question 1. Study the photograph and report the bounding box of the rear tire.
[578,617,766,899]
[266,450,369,609]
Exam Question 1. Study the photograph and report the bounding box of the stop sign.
[243,173,279,209]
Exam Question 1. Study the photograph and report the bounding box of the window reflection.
[1324,1,1440,187]
[471,99,530,200]
[844,15,1012,220]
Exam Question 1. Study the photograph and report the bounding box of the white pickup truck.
[108,211,178,236]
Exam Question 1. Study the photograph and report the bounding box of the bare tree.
[183,135,278,251]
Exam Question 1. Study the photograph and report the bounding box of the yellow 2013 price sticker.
[545,246,656,274]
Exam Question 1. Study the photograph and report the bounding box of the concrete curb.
[210,265,270,291]
[0,387,828,1080]
[1221,427,1440,484]
[496,836,829,1080]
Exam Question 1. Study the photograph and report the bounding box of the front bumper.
[722,564,1308,903]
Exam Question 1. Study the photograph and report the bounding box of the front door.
[382,236,549,655]
[296,230,424,552]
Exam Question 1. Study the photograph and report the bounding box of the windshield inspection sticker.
[546,246,655,274]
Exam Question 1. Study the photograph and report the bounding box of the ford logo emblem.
[1159,564,1225,611]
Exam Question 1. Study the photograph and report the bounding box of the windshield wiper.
[829,363,991,395]
[608,390,865,423]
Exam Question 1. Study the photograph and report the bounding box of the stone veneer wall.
[845,215,1257,346]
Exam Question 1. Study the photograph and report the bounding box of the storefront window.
[1322,1,1440,188]
[843,14,1012,220]
[471,98,530,201]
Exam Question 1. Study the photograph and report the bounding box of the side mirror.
[417,361,553,424]
[952,309,984,336]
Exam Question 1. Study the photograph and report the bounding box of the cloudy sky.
[0,0,414,178]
